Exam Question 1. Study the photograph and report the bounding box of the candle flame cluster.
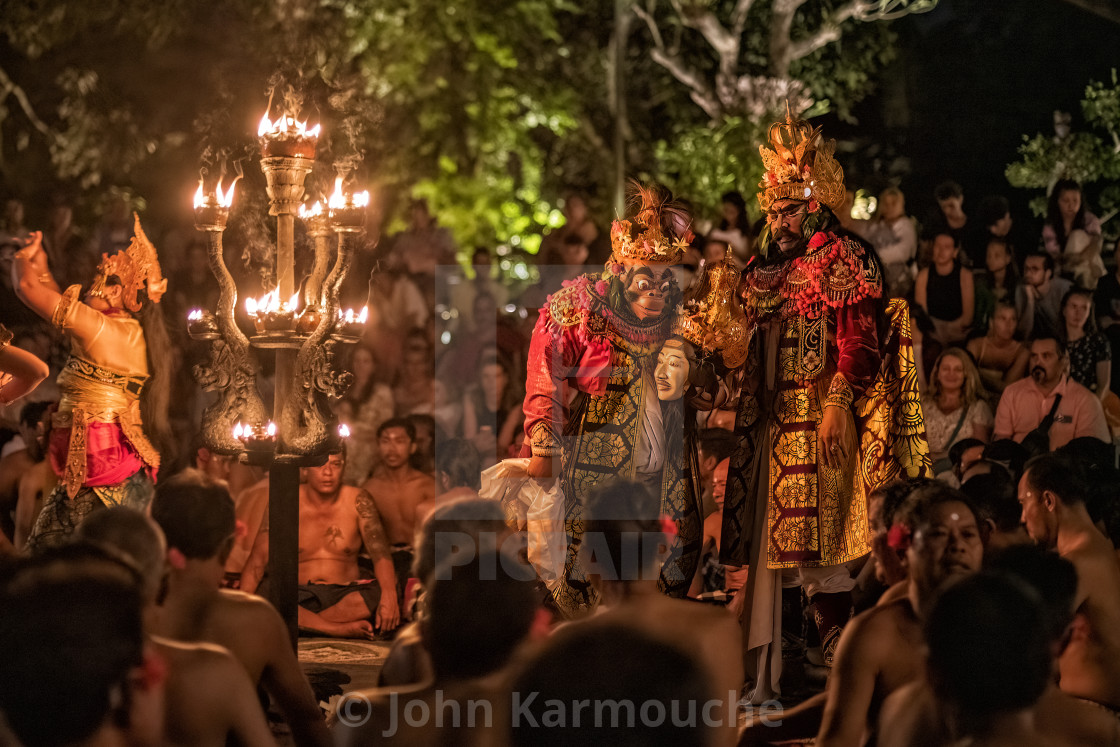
[245,289,301,316]
[193,179,238,209]
[338,423,351,439]
[328,176,370,211]
[257,114,321,140]
[338,307,369,325]
[188,309,204,321]
[233,421,277,441]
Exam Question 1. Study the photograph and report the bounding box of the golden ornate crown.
[758,105,845,215]
[610,182,692,265]
[89,213,168,312]
[672,246,749,368]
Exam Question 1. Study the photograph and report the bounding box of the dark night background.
[828,0,1120,241]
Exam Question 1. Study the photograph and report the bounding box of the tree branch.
[632,3,724,120]
[769,0,810,77]
[0,66,53,138]
[731,0,757,35]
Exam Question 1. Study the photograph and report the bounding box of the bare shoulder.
[219,588,284,625]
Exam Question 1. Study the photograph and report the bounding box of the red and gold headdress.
[610,182,693,265]
[672,246,749,369]
[89,213,168,312]
[758,105,845,215]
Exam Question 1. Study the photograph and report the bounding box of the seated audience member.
[509,622,717,747]
[959,469,1029,549]
[223,473,269,586]
[377,496,512,689]
[1060,286,1112,398]
[967,301,1028,400]
[1097,241,1120,330]
[813,485,983,747]
[0,545,166,747]
[291,449,401,638]
[866,186,917,298]
[149,470,331,747]
[433,437,482,507]
[993,335,1110,452]
[407,412,438,475]
[896,574,1053,747]
[915,232,974,346]
[362,417,435,606]
[461,349,523,467]
[0,401,45,544]
[1016,251,1072,340]
[697,427,737,516]
[973,238,1020,331]
[921,181,972,263]
[920,348,992,477]
[689,458,747,607]
[947,437,986,486]
[981,438,1029,482]
[335,541,540,746]
[1043,179,1104,287]
[14,401,56,550]
[76,508,275,747]
[860,477,938,610]
[582,478,742,733]
[1018,452,1120,710]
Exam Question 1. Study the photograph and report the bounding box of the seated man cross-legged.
[298,448,400,639]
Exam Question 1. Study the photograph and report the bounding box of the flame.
[266,422,277,437]
[193,183,205,209]
[188,309,203,321]
[258,113,320,139]
[357,306,368,323]
[233,422,245,439]
[353,191,370,208]
[338,423,351,438]
[337,306,369,325]
[299,201,325,219]
[216,179,237,207]
[328,177,346,210]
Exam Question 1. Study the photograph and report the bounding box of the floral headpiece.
[672,246,749,368]
[610,182,692,266]
[89,213,168,312]
[758,105,845,215]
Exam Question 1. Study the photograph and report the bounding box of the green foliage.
[1006,70,1120,222]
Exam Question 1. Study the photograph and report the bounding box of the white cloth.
[635,368,665,474]
[478,458,566,588]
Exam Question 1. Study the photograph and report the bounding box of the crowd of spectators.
[2,177,1120,745]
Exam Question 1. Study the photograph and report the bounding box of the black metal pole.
[268,462,301,649]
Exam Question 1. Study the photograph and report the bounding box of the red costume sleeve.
[829,297,882,407]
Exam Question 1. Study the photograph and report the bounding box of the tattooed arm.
[240,509,269,594]
[355,489,400,631]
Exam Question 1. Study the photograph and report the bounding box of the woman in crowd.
[336,345,395,484]
[1060,286,1111,399]
[921,348,992,477]
[915,231,974,346]
[967,301,1028,401]
[869,186,918,298]
[1042,179,1104,286]
[706,191,752,262]
[461,347,523,467]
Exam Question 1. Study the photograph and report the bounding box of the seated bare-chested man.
[741,484,983,746]
[149,470,331,747]
[878,544,1120,747]
[362,417,434,603]
[300,448,401,639]
[223,473,269,586]
[1018,451,1120,711]
[76,507,275,747]
[13,401,55,550]
[0,401,48,543]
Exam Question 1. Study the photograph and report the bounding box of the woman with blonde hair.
[921,348,993,476]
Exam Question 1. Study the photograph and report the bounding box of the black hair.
[412,496,507,583]
[925,574,1051,722]
[870,476,939,532]
[985,544,1077,645]
[377,416,416,442]
[1023,452,1085,507]
[582,478,662,581]
[1024,249,1055,274]
[18,399,51,430]
[982,439,1029,481]
[895,483,979,537]
[423,538,538,680]
[510,621,714,747]
[697,428,737,465]
[948,438,985,470]
[960,470,1019,533]
[1046,178,1088,249]
[0,544,146,747]
[435,438,482,491]
[76,507,166,600]
[977,195,1010,229]
[934,181,963,201]
[150,468,236,559]
[1027,332,1067,358]
[719,190,751,235]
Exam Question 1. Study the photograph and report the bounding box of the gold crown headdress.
[610,182,693,265]
[89,213,168,312]
[672,246,749,368]
[757,104,845,215]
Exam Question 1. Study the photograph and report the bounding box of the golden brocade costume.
[27,215,166,552]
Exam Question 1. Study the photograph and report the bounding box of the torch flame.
[353,191,370,208]
[188,309,203,321]
[299,201,325,219]
[328,177,347,210]
[216,179,237,207]
[233,422,245,439]
[258,113,321,140]
[357,306,369,323]
[193,182,205,209]
[338,423,351,438]
[266,421,277,438]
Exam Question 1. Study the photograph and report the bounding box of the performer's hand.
[818,404,849,469]
[527,454,557,480]
[376,594,400,633]
[15,232,48,274]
